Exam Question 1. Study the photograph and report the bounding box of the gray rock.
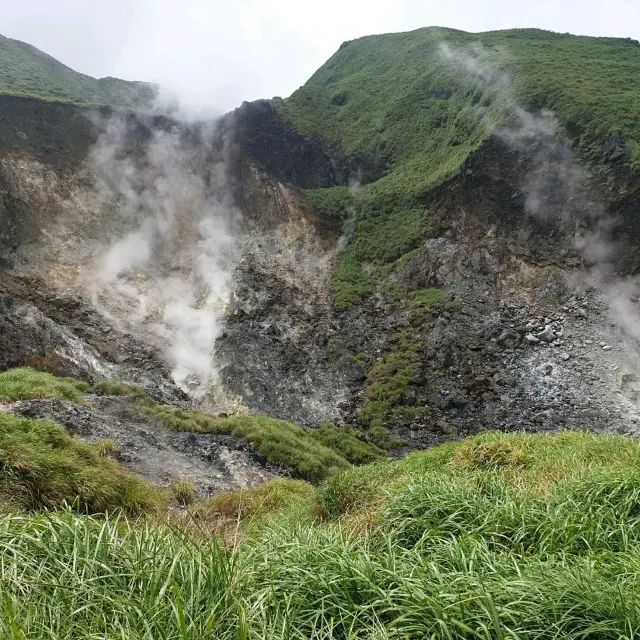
[537,326,556,343]
[525,333,540,344]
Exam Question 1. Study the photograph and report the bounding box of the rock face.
[1,92,640,465]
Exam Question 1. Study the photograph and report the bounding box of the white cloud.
[1,0,638,113]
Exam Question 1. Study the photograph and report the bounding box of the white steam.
[440,41,638,341]
[83,115,237,397]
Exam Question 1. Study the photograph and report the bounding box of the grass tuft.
[0,367,89,403]
[0,412,164,515]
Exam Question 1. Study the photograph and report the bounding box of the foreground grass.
[3,431,640,638]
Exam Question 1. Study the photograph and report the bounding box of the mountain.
[0,34,157,109]
[276,27,640,304]
[2,26,640,635]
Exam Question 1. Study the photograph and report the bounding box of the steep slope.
[277,28,640,304]
[0,34,157,109]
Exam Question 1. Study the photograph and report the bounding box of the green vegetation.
[358,330,421,444]
[132,398,352,482]
[280,28,640,307]
[5,431,640,637]
[0,412,163,514]
[308,423,385,464]
[193,478,314,532]
[0,367,89,403]
[171,481,197,507]
[302,185,354,221]
[0,34,157,109]
[94,438,118,457]
[90,379,141,397]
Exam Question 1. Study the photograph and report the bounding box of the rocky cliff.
[2,28,640,494]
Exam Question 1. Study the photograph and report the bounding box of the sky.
[2,0,640,112]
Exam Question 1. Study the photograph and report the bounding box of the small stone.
[577,308,588,318]
[602,345,612,351]
[560,352,571,361]
[525,333,540,344]
[537,326,556,343]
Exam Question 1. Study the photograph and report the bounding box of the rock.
[537,326,556,343]
[525,333,540,344]
[602,345,612,351]
[576,308,588,318]
[560,352,571,361]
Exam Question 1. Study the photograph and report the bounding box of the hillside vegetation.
[3,431,640,637]
[278,28,640,306]
[0,34,157,109]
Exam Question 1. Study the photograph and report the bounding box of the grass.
[308,424,385,464]
[5,431,640,637]
[171,481,198,507]
[90,379,141,396]
[0,367,381,485]
[280,28,640,307]
[131,397,354,483]
[0,34,157,109]
[0,412,164,515]
[357,330,421,443]
[0,367,89,403]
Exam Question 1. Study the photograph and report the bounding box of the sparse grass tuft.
[90,379,141,397]
[0,367,89,403]
[171,480,197,507]
[94,439,119,457]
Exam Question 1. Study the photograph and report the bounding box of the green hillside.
[277,28,640,306]
[0,34,157,109]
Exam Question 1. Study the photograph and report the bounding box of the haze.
[2,0,639,113]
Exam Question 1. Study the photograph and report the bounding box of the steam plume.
[83,114,237,397]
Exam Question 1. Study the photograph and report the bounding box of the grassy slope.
[0,34,157,109]
[4,431,640,637]
[278,28,640,305]
[0,368,384,485]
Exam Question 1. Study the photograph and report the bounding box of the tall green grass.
[0,412,164,514]
[4,432,640,638]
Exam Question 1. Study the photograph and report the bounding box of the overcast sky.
[2,0,639,112]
